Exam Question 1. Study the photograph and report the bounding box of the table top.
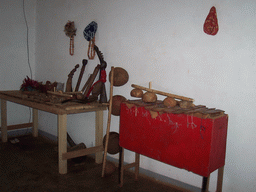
[0,90,108,115]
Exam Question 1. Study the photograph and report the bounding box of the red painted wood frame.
[119,101,228,177]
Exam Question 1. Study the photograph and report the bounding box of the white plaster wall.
[0,0,36,125]
[34,1,256,191]
[2,0,256,191]
[35,0,256,191]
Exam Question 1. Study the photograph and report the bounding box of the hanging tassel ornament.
[87,36,96,59]
[64,21,77,56]
[83,21,98,60]
[203,6,219,36]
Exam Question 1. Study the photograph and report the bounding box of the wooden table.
[0,90,108,174]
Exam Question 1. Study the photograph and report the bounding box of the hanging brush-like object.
[64,21,77,56]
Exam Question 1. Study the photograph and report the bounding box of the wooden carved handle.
[65,64,79,92]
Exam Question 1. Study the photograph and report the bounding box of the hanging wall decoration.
[64,21,77,56]
[83,21,98,59]
[203,6,219,36]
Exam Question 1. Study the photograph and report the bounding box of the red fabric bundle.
[203,6,219,35]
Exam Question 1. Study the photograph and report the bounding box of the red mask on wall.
[203,6,219,35]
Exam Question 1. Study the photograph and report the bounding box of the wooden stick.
[62,145,104,160]
[102,66,114,177]
[131,84,194,102]
[149,81,152,89]
[81,74,93,92]
[64,91,82,94]
[83,65,101,96]
[65,104,108,111]
[65,64,79,92]
[75,59,87,92]
[216,166,224,192]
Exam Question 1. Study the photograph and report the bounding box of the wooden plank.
[0,91,66,114]
[62,145,104,160]
[0,122,33,130]
[95,110,103,163]
[0,91,108,115]
[64,103,108,112]
[47,91,73,97]
[1,99,7,142]
[58,114,67,174]
[123,162,137,169]
[32,109,38,137]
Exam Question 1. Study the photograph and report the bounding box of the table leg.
[1,99,7,142]
[32,109,38,137]
[135,153,140,180]
[58,114,67,174]
[119,147,124,187]
[95,110,103,164]
[216,166,224,192]
[201,176,210,192]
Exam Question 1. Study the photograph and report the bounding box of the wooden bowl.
[130,88,143,98]
[111,95,127,116]
[103,132,121,154]
[163,97,177,107]
[142,92,157,103]
[109,67,129,86]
